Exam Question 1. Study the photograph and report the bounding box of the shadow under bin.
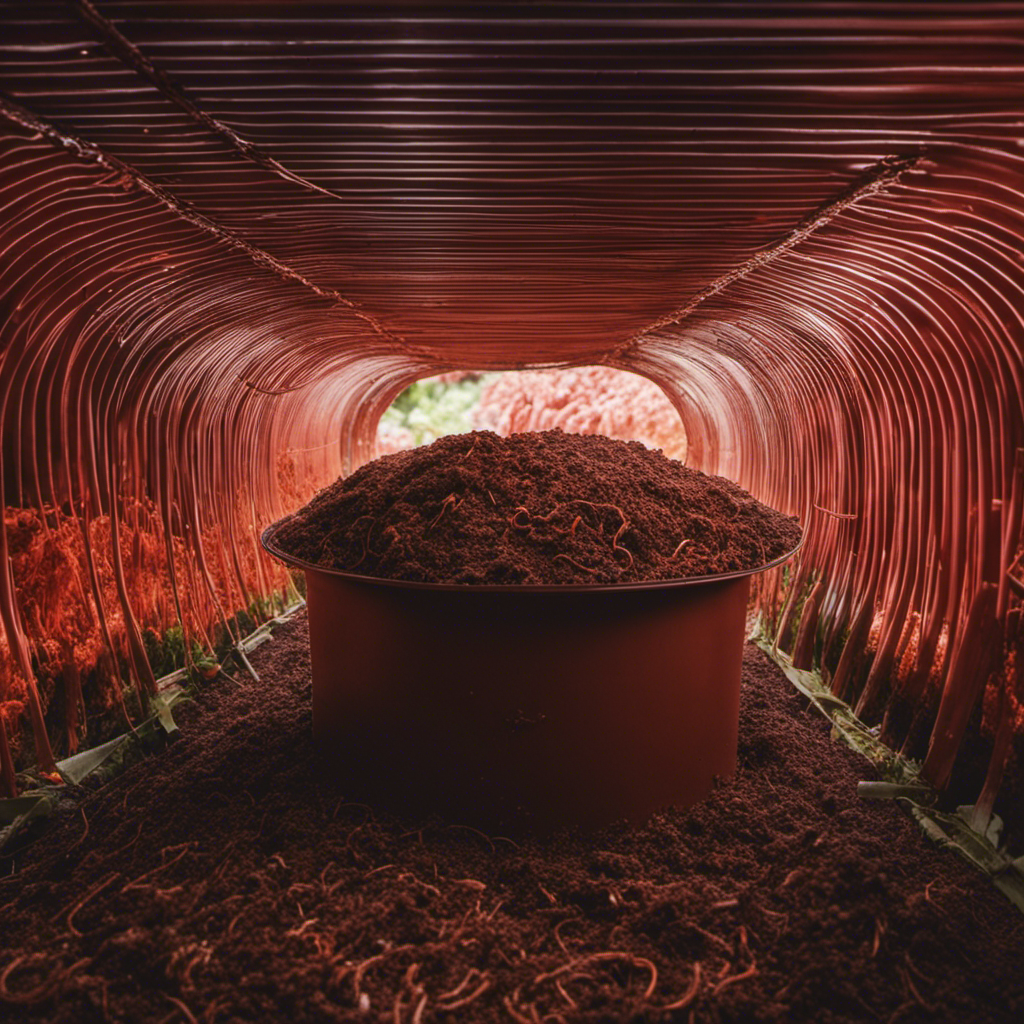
[263,520,799,833]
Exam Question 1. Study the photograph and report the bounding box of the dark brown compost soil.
[269,431,802,584]
[2,612,1022,1024]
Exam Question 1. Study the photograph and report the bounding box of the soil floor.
[1,612,1022,1024]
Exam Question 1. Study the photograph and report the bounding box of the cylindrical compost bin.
[264,521,798,831]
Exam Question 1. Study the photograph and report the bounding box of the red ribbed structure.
[0,3,1022,832]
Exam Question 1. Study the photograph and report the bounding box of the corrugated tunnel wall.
[1,3,1022,831]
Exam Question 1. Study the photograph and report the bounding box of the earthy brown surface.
[270,431,803,584]
[2,612,1022,1023]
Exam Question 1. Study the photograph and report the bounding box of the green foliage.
[144,625,186,678]
[226,607,257,640]
[380,375,487,446]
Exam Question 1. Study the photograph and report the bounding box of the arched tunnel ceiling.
[4,1,1023,362]
[1,3,1024,808]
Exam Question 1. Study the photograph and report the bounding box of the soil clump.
[270,431,802,584]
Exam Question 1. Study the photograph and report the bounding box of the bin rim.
[261,513,802,595]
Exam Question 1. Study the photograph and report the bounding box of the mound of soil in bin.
[2,612,1023,1024]
[270,430,802,584]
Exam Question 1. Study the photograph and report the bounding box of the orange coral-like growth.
[1,499,291,767]
[473,367,688,462]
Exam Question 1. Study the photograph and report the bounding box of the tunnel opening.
[374,366,689,463]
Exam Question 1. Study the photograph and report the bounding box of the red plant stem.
[0,714,16,799]
[103,472,158,701]
[774,561,810,652]
[829,601,872,702]
[791,577,826,671]
[0,557,58,774]
[969,681,1016,836]
[996,448,1024,620]
[0,337,59,772]
[923,583,1001,790]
